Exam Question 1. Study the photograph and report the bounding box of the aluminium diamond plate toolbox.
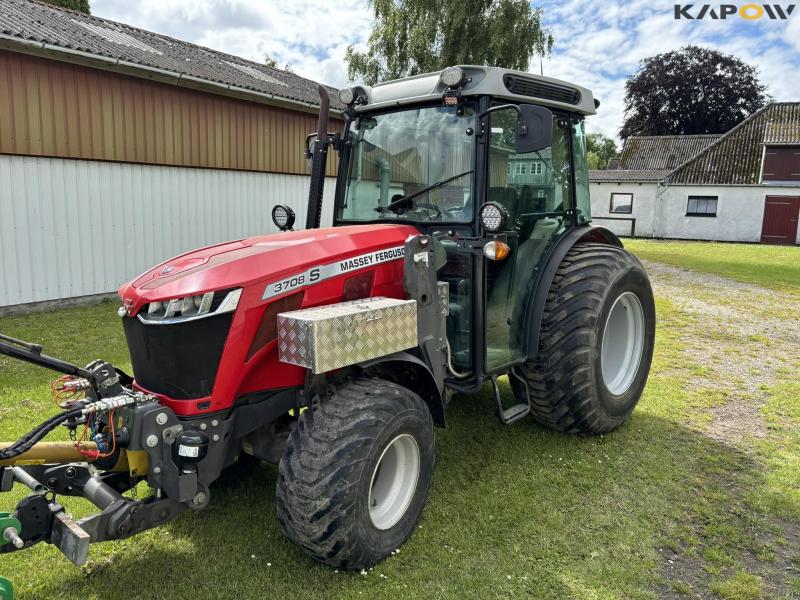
[277,297,418,373]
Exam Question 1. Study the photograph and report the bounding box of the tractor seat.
[488,187,518,218]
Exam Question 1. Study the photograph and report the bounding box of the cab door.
[483,107,575,372]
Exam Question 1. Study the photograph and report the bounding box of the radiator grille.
[503,75,581,106]
[123,313,232,399]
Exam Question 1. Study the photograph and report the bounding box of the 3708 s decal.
[270,269,320,296]
[262,246,405,300]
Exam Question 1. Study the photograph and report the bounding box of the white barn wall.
[589,182,659,237]
[0,155,336,307]
[657,185,800,243]
[591,181,800,243]
[655,185,760,242]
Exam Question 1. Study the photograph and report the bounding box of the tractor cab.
[329,66,597,385]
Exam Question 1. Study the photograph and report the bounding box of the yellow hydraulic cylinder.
[0,442,98,466]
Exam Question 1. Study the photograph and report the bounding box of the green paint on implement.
[0,513,22,548]
[1,513,19,599]
[0,576,12,600]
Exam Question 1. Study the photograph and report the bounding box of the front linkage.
[0,336,211,565]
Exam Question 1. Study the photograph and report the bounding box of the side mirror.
[304,133,317,170]
[272,204,296,231]
[515,104,553,154]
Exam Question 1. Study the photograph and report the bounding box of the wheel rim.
[601,291,645,396]
[368,434,420,530]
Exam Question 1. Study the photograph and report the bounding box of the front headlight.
[136,288,242,324]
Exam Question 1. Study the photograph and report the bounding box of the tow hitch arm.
[1,464,184,564]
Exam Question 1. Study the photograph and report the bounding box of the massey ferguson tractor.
[0,66,655,571]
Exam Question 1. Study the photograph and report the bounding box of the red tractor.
[0,66,655,570]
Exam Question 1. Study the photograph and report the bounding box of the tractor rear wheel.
[512,242,655,434]
[276,377,434,569]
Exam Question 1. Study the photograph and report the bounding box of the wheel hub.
[601,291,645,396]
[368,434,420,530]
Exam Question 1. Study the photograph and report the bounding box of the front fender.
[358,351,445,427]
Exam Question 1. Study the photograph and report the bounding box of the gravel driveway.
[644,258,800,599]
[643,259,800,448]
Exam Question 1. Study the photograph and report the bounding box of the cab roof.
[352,65,597,117]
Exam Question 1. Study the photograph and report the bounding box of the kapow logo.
[674,4,796,18]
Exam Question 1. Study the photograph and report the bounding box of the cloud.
[92,0,800,140]
[540,0,800,139]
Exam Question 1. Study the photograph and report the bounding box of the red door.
[761,196,800,245]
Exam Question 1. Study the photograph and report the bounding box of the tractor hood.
[118,224,417,316]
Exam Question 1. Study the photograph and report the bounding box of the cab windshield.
[338,104,476,223]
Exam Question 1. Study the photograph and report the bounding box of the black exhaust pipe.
[305,85,331,230]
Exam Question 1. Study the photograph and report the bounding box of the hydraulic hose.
[445,339,471,379]
[0,339,92,379]
[0,407,83,461]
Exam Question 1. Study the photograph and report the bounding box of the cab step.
[491,370,531,425]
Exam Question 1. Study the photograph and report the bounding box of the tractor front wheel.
[276,377,434,569]
[512,242,656,434]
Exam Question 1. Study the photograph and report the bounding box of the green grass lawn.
[0,242,798,599]
[623,238,800,294]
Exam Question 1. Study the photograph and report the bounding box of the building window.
[531,162,543,175]
[762,146,800,182]
[610,193,633,214]
[537,189,545,198]
[687,196,718,217]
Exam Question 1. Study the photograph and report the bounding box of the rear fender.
[358,352,445,427]
[524,225,623,357]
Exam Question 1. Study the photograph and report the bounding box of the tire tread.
[513,243,650,434]
[276,377,432,568]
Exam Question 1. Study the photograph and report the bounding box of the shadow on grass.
[13,384,782,600]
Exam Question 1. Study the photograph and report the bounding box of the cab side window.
[571,121,592,224]
[488,109,573,232]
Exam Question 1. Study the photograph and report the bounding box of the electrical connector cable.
[50,375,88,409]
[0,407,84,461]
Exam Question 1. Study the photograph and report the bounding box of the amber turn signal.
[483,241,510,261]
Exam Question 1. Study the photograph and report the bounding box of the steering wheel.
[442,204,466,219]
[405,202,443,220]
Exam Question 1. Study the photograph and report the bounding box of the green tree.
[586,133,618,170]
[346,0,553,85]
[265,54,293,73]
[40,0,90,13]
[620,46,769,138]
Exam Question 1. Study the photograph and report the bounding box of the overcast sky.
[92,0,800,141]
